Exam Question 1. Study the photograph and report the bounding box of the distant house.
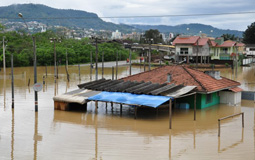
[210,37,245,60]
[245,44,255,56]
[122,65,242,109]
[173,36,211,63]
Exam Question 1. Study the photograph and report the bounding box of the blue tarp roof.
[88,91,172,108]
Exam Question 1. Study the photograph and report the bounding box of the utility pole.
[95,38,98,80]
[50,38,61,83]
[1,36,7,74]
[19,13,38,112]
[148,39,153,71]
[196,38,199,69]
[33,36,38,112]
[11,52,14,108]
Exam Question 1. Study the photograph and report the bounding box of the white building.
[245,44,255,56]
[111,30,122,39]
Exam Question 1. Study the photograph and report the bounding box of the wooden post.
[218,120,221,137]
[143,55,146,72]
[120,104,123,115]
[105,102,107,110]
[45,65,47,78]
[102,51,104,78]
[194,94,196,121]
[11,53,14,108]
[43,76,45,85]
[78,64,81,81]
[28,78,30,87]
[116,51,118,80]
[242,112,244,128]
[134,106,137,119]
[129,49,132,76]
[95,38,98,80]
[95,101,98,113]
[169,99,172,129]
[160,51,162,67]
[90,51,92,81]
[112,67,114,80]
[111,102,113,110]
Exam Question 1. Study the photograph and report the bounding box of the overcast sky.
[1,0,255,31]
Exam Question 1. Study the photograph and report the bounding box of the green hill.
[132,24,243,37]
[0,3,134,32]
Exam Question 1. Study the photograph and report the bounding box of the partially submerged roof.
[53,89,101,104]
[78,79,196,97]
[88,91,172,108]
[122,65,241,93]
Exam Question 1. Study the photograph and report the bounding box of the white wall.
[219,91,241,105]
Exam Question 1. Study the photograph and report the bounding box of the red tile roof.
[173,36,200,45]
[122,66,241,93]
[198,38,209,46]
[217,40,236,47]
[236,43,245,47]
[229,87,243,92]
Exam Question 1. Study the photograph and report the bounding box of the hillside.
[0,4,244,37]
[0,4,134,32]
[132,24,243,37]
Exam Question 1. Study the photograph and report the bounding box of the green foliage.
[142,29,163,44]
[165,61,169,65]
[221,34,238,41]
[225,63,229,67]
[0,30,138,67]
[243,22,255,44]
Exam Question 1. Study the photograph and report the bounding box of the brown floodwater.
[0,63,254,160]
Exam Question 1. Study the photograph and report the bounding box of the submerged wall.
[177,92,220,109]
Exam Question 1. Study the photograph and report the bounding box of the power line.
[0,11,255,20]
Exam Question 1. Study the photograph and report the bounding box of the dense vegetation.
[0,30,137,67]
[243,22,255,44]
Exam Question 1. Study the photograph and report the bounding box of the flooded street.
[0,63,255,160]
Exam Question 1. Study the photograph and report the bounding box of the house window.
[250,48,255,51]
[206,94,212,104]
[180,48,189,54]
[222,48,228,54]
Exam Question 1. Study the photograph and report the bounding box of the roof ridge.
[182,66,208,92]
[121,65,167,81]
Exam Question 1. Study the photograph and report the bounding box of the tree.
[143,29,163,44]
[221,34,238,41]
[243,22,255,44]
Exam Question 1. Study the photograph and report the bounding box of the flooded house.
[173,35,211,63]
[173,35,245,63]
[122,65,242,109]
[210,38,245,60]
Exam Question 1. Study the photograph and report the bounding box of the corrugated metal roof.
[88,91,172,108]
[53,89,101,104]
[166,86,197,98]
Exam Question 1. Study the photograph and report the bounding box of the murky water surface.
[0,63,254,160]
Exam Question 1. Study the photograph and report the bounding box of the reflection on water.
[0,64,255,159]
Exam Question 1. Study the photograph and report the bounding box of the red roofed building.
[173,35,211,64]
[210,38,245,60]
[173,36,245,62]
[122,65,242,109]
